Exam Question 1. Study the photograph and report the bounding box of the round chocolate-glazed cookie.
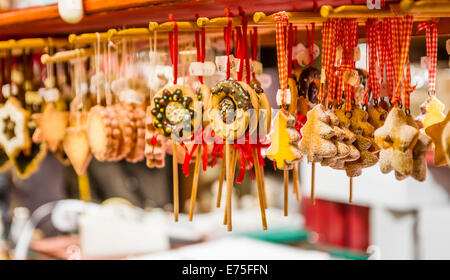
[150,85,196,142]
[297,67,320,104]
[208,79,259,141]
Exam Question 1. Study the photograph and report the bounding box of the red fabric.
[346,204,370,252]
[225,10,233,80]
[168,14,178,85]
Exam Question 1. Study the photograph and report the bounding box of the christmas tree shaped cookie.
[417,95,446,130]
[267,109,302,169]
[299,104,337,163]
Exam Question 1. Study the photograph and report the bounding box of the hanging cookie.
[125,104,146,163]
[375,107,420,177]
[64,112,92,175]
[425,112,450,167]
[416,95,446,130]
[208,80,259,141]
[86,105,121,162]
[0,97,31,157]
[266,109,302,169]
[32,103,69,152]
[299,104,338,163]
[150,85,197,141]
[145,107,167,168]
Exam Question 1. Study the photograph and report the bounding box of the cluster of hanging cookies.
[0,5,449,232]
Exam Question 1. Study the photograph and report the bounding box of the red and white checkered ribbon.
[319,19,338,104]
[272,12,289,105]
[392,15,413,107]
[383,19,396,98]
[417,21,438,93]
[334,19,358,112]
[365,18,381,104]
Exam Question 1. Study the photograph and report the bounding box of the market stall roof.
[0,0,399,39]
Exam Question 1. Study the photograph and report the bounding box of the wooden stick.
[311,163,316,205]
[349,177,353,203]
[253,149,267,230]
[293,163,301,201]
[259,164,268,209]
[216,152,226,208]
[172,142,179,222]
[188,146,202,221]
[225,143,233,231]
[223,147,237,225]
[283,169,289,216]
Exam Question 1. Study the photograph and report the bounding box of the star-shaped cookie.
[425,111,450,167]
[33,103,69,152]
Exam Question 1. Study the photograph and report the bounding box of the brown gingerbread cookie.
[299,104,337,163]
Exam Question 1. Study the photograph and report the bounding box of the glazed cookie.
[208,80,259,141]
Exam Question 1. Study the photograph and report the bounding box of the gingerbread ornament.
[266,109,302,169]
[145,108,167,168]
[299,104,337,163]
[417,95,446,130]
[208,80,259,141]
[63,112,92,175]
[0,97,31,157]
[125,104,146,163]
[425,112,450,167]
[150,85,196,141]
[442,120,450,165]
[32,103,69,152]
[375,107,420,177]
[86,105,121,162]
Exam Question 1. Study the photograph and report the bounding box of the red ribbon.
[238,7,251,84]
[168,14,178,85]
[224,8,233,80]
[250,27,258,80]
[417,20,438,93]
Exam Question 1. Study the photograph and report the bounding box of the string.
[168,14,178,85]
[95,32,101,105]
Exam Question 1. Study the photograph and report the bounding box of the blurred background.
[0,0,449,260]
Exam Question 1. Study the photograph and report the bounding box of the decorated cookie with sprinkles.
[150,85,196,142]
